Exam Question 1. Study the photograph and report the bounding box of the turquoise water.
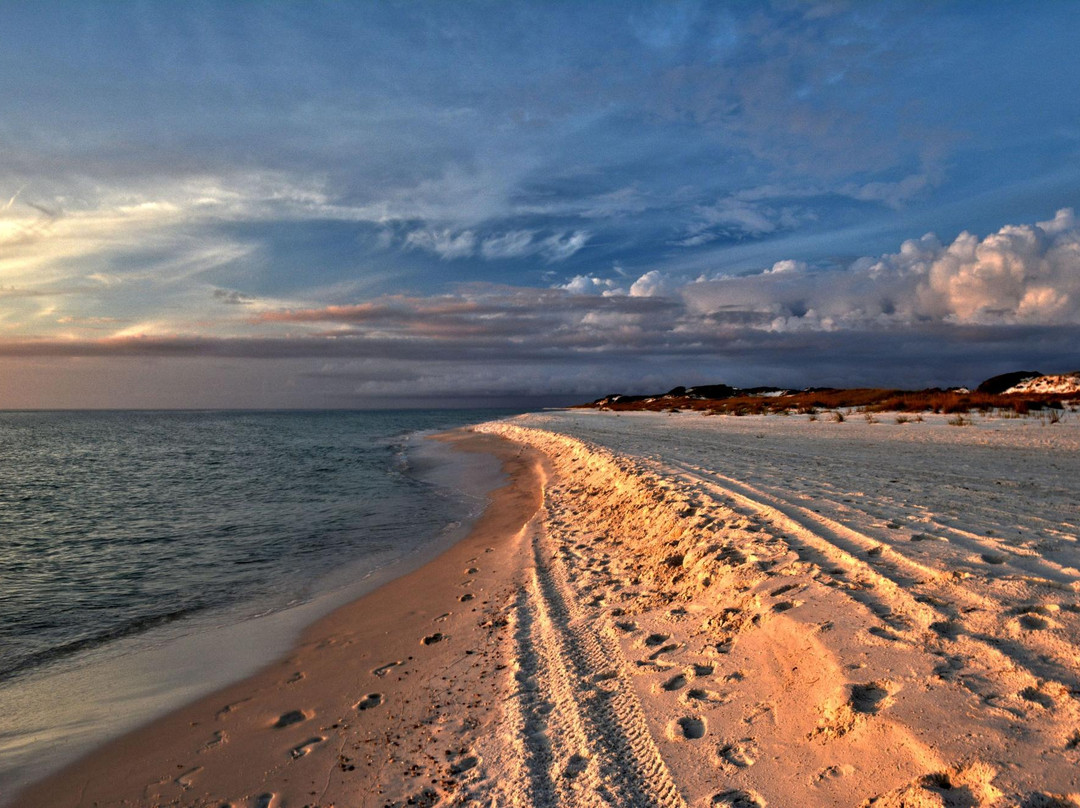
[0,409,514,799]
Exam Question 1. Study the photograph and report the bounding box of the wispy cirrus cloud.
[403,227,590,262]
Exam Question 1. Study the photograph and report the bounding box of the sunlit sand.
[12,414,1080,807]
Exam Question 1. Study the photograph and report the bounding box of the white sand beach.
[13,412,1080,807]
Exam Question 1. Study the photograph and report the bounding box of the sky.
[2,1,1080,408]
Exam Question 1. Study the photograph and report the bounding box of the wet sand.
[10,430,545,808]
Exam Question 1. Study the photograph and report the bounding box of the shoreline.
[10,428,544,808]
[11,412,1080,806]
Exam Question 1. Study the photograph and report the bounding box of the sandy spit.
[13,413,1080,808]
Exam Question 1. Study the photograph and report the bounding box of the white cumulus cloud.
[685,208,1080,329]
[629,270,678,298]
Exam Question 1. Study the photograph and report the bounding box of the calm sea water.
[0,409,515,799]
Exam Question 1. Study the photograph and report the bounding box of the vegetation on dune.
[578,387,1077,417]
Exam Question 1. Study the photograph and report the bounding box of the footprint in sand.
[929,619,961,639]
[682,688,726,706]
[198,730,227,753]
[771,583,799,597]
[422,632,445,646]
[634,659,676,675]
[174,766,203,789]
[812,681,895,739]
[668,716,706,741]
[1017,614,1053,630]
[355,693,384,711]
[564,753,589,778]
[290,736,325,759]
[709,789,765,807]
[868,625,907,644]
[372,661,403,677]
[449,750,480,775]
[715,739,757,770]
[813,763,856,783]
[849,682,892,714]
[273,710,310,729]
[648,642,681,660]
[216,697,252,718]
[1019,686,1055,708]
[661,672,688,692]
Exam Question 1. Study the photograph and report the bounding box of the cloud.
[628,270,676,298]
[558,275,622,295]
[4,319,1078,408]
[764,259,806,275]
[682,208,1080,330]
[541,230,589,261]
[404,227,590,262]
[840,172,936,209]
[403,228,478,259]
[260,208,1080,352]
[676,197,812,247]
[480,230,536,259]
[916,208,1080,325]
[5,210,1080,406]
[255,287,678,345]
[214,288,256,305]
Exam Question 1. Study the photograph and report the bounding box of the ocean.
[0,409,513,800]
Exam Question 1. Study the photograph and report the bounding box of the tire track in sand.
[503,504,689,808]
[664,460,1080,694]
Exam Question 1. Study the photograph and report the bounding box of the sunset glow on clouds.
[2,1,1080,406]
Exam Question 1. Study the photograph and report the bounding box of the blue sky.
[2,1,1080,406]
